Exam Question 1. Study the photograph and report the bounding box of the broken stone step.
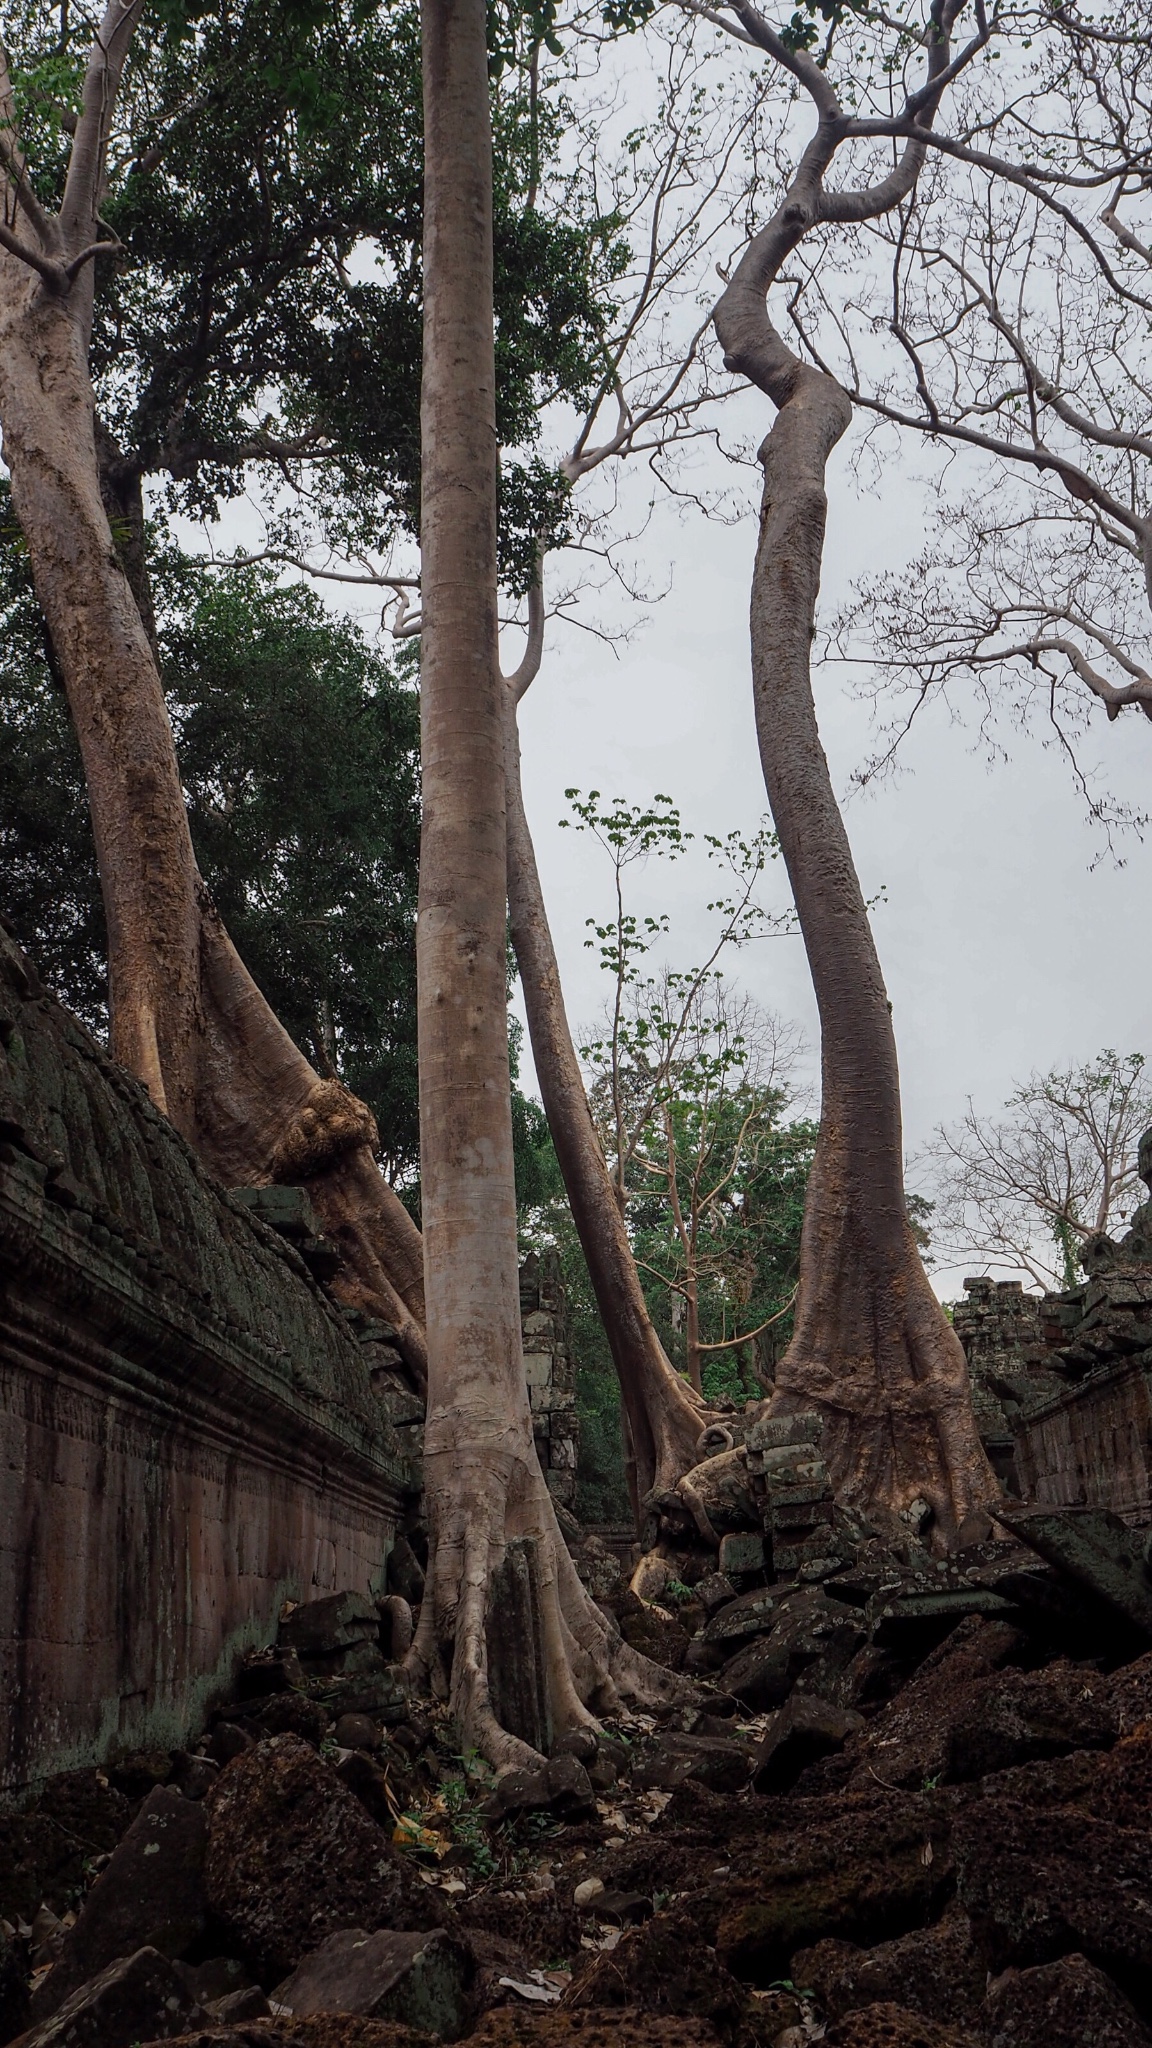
[278,1590,381,1656]
[30,1784,207,2021]
[751,1693,864,1794]
[997,1504,1152,1640]
[702,1588,776,1648]
[271,1926,472,2039]
[14,1946,206,2047]
[867,1586,1014,1646]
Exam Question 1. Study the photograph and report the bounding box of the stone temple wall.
[0,930,405,1800]
[954,1273,1152,1519]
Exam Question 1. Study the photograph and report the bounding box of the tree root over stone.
[406,1439,693,1776]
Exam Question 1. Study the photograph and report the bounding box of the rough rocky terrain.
[3,1461,1152,2048]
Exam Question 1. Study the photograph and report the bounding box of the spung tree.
[240,20,772,1506]
[673,0,1014,1543]
[410,0,683,1764]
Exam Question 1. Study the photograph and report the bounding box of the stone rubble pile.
[3,1433,1152,2048]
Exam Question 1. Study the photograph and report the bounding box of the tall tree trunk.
[411,0,688,1761]
[715,316,998,1542]
[0,258,428,1383]
[504,713,709,1500]
[685,1286,702,1398]
[94,419,160,664]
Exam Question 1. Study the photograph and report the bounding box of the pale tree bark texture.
[0,4,427,1383]
[506,732,710,1499]
[711,0,1000,1546]
[504,645,710,1508]
[412,0,687,1761]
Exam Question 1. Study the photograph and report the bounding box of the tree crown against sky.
[1,0,629,572]
[753,4,1152,836]
[919,1049,1152,1293]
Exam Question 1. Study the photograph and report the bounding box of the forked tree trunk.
[504,714,710,1503]
[715,308,998,1543]
[0,257,428,1382]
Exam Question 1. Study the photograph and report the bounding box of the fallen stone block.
[954,1797,1152,2000]
[140,2013,434,2046]
[204,1735,441,1981]
[716,1533,765,1584]
[174,1958,253,2007]
[844,1617,1024,1792]
[551,1728,597,1765]
[169,1754,221,1801]
[470,2013,726,2047]
[31,1783,207,2018]
[108,1752,174,1800]
[312,1667,411,1725]
[701,1588,775,1649]
[252,1695,331,1747]
[15,1945,205,2046]
[791,1912,986,2028]
[981,1952,1152,2048]
[209,1722,253,1766]
[867,1584,1015,1649]
[271,1927,472,2039]
[563,1906,749,2038]
[459,1885,580,1969]
[634,1734,753,1796]
[614,1595,690,1672]
[695,1574,736,1618]
[596,1892,654,1927]
[279,1591,380,1660]
[485,1755,595,1822]
[822,2000,978,2048]
[716,1637,793,1711]
[205,1983,272,2021]
[997,1505,1152,1641]
[751,1694,864,1794]
[1089,1721,1152,1828]
[335,1749,406,1830]
[484,1768,551,1818]
[943,1663,1117,1782]
[0,1769,134,1927]
[721,1590,864,1711]
[715,1797,952,1985]
[544,1756,596,1821]
[0,1923,29,2042]
[335,1714,382,1753]
[235,1648,306,1700]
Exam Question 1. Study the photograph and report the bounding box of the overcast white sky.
[508,388,1152,1300]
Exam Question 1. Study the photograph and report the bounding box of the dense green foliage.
[7,0,624,576]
